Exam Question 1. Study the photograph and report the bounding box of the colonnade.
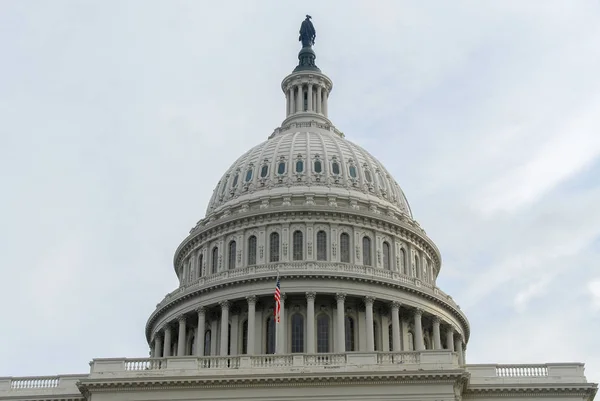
[150,292,466,365]
[285,82,329,117]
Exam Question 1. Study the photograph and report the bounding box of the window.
[245,168,253,182]
[242,320,248,354]
[228,241,236,270]
[212,247,219,274]
[331,161,340,175]
[314,160,322,173]
[383,241,390,270]
[317,314,330,353]
[204,330,211,356]
[365,170,372,183]
[291,313,304,353]
[413,255,419,277]
[270,232,280,262]
[232,174,239,188]
[373,322,379,351]
[345,316,355,351]
[349,165,357,178]
[362,236,372,266]
[228,324,231,355]
[295,160,304,173]
[260,165,269,178]
[400,248,406,274]
[247,236,257,265]
[266,316,276,354]
[277,162,286,175]
[340,233,350,263]
[198,254,204,277]
[316,231,327,261]
[293,230,303,261]
[408,331,415,351]
[220,178,228,195]
[423,259,429,282]
[388,324,393,351]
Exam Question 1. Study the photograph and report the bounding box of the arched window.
[314,160,322,173]
[345,316,355,351]
[331,161,340,175]
[295,160,304,173]
[291,313,304,353]
[227,324,232,356]
[245,168,253,183]
[260,165,269,178]
[198,254,204,277]
[270,232,280,262]
[373,322,379,351]
[349,165,357,178]
[362,236,372,266]
[388,324,393,351]
[211,247,219,274]
[266,316,276,354]
[228,241,236,270]
[400,248,406,274]
[340,233,350,263]
[413,254,419,277]
[382,241,391,270]
[277,161,286,175]
[423,259,429,282]
[242,320,248,354]
[408,331,415,351]
[317,314,330,353]
[204,330,211,356]
[232,173,239,188]
[293,230,303,261]
[317,231,327,261]
[247,236,257,265]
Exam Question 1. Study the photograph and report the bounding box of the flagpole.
[274,269,280,355]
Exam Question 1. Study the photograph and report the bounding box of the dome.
[205,129,412,218]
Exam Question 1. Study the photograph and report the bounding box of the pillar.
[177,316,187,356]
[307,84,313,112]
[196,307,205,356]
[286,90,290,116]
[391,302,401,352]
[336,293,346,353]
[163,325,172,357]
[247,296,256,355]
[322,89,328,116]
[455,337,464,365]
[220,301,230,356]
[446,327,455,352]
[277,294,286,353]
[153,335,162,358]
[414,309,425,351]
[316,86,322,114]
[288,87,294,115]
[365,297,375,352]
[433,317,442,350]
[296,84,303,112]
[401,318,410,351]
[306,292,316,353]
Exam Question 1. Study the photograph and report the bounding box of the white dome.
[206,128,412,218]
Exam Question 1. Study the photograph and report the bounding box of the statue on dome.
[299,15,316,47]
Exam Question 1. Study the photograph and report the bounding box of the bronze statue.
[299,15,316,47]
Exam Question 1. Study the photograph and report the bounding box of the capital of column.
[391,301,401,311]
[413,308,423,317]
[220,300,231,310]
[196,306,206,316]
[364,296,375,306]
[178,315,187,323]
[447,326,455,334]
[335,293,346,302]
[246,295,257,305]
[306,291,316,301]
[432,316,441,325]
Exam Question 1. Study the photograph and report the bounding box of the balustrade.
[124,358,165,371]
[496,365,549,377]
[10,377,59,389]
[377,352,420,365]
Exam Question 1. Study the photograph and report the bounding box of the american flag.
[274,276,281,323]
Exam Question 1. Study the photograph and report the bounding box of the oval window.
[314,160,322,173]
[365,170,372,183]
[245,169,253,182]
[349,165,357,178]
[277,162,286,175]
[296,160,304,173]
[260,165,269,178]
[332,162,340,175]
[232,174,239,187]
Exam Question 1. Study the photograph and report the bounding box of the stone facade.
[0,21,596,401]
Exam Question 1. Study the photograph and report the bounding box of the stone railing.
[158,262,455,311]
[467,363,588,384]
[0,375,88,394]
[89,351,457,376]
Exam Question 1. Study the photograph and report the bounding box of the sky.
[0,0,599,384]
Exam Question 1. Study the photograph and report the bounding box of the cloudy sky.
[1,0,599,383]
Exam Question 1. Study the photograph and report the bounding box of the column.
[336,293,346,353]
[230,312,239,356]
[401,318,409,351]
[433,317,442,350]
[177,316,187,356]
[414,309,425,351]
[196,307,205,356]
[296,84,303,112]
[286,90,290,116]
[316,86,322,114]
[446,327,455,352]
[391,302,401,352]
[163,325,172,357]
[220,301,230,356]
[153,334,162,358]
[322,90,328,116]
[307,84,313,112]
[455,337,464,365]
[365,297,375,352]
[306,292,316,353]
[247,296,257,355]
[277,294,286,353]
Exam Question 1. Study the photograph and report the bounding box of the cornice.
[464,383,598,398]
